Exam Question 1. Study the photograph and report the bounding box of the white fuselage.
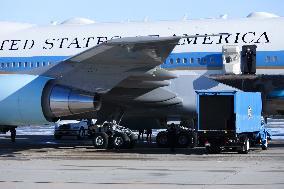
[0,16,284,76]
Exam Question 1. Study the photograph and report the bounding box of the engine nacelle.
[42,84,101,121]
[0,74,101,126]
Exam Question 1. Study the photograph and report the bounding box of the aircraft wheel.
[93,132,109,149]
[156,131,169,147]
[113,133,130,149]
[128,133,137,148]
[176,132,190,148]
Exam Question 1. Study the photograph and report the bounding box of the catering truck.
[196,91,271,154]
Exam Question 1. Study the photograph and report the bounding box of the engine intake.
[42,84,101,121]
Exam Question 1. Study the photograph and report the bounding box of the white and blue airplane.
[0,12,283,135]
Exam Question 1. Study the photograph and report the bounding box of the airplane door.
[241,45,257,74]
[222,45,241,74]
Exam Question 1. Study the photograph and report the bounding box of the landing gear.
[90,122,137,149]
[92,132,109,149]
[156,131,169,147]
[112,133,130,149]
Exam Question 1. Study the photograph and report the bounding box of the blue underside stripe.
[0,50,283,71]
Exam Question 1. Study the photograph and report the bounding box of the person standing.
[168,124,177,152]
[146,128,152,143]
[138,129,144,141]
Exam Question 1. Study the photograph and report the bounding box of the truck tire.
[176,132,190,148]
[156,131,169,147]
[238,138,250,154]
[93,132,109,149]
[113,133,130,149]
[206,145,221,154]
[77,127,85,140]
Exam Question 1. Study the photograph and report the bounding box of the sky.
[0,0,283,24]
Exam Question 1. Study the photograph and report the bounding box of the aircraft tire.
[113,132,130,149]
[176,132,190,148]
[156,131,169,148]
[93,132,109,149]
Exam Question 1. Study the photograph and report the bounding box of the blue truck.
[196,91,271,154]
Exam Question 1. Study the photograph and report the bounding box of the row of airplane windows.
[0,56,279,69]
[165,56,279,65]
[0,61,52,69]
[165,57,216,65]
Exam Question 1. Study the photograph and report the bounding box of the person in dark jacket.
[168,123,177,152]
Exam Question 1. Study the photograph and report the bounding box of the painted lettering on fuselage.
[0,32,270,51]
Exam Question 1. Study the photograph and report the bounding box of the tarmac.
[0,135,284,189]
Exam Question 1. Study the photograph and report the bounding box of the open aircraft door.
[222,45,241,74]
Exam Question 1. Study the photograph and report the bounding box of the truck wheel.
[177,132,190,148]
[93,132,109,149]
[54,135,62,140]
[206,145,221,154]
[113,133,130,149]
[261,136,268,150]
[77,127,85,140]
[238,138,250,154]
[156,131,169,147]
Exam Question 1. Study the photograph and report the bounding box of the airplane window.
[36,62,40,67]
[12,62,16,68]
[18,62,22,67]
[190,58,194,64]
[170,58,174,64]
[271,56,278,62]
[0,63,4,68]
[47,62,51,65]
[197,58,201,64]
[176,58,181,64]
[30,62,34,67]
[24,62,28,68]
[265,56,270,63]
[183,58,187,64]
[6,63,10,68]
[42,62,46,67]
[274,56,278,62]
[210,57,215,64]
[203,58,207,64]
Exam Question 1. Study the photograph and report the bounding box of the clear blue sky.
[1,0,283,24]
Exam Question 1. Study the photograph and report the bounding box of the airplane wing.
[43,36,181,93]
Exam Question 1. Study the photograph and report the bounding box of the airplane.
[0,12,283,146]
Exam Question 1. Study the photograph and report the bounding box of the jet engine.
[0,74,101,126]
